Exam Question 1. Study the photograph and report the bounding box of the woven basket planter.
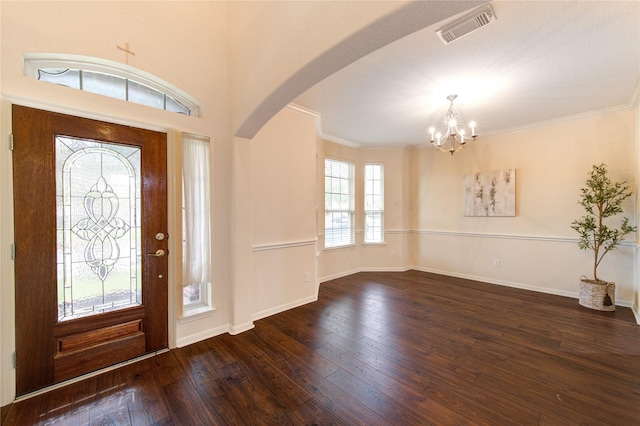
[578,277,615,311]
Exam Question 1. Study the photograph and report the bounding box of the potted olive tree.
[570,163,636,311]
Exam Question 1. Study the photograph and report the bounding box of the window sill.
[324,244,357,252]
[362,242,386,246]
[178,306,216,324]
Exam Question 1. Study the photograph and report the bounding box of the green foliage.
[570,163,636,282]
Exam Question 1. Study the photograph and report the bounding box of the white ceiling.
[293,1,640,148]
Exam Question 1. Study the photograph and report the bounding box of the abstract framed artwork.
[463,169,516,217]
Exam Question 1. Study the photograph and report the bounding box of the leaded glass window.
[38,68,191,115]
[38,68,81,89]
[82,71,126,100]
[27,55,199,117]
[56,136,141,321]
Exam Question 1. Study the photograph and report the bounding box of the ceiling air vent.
[436,4,496,44]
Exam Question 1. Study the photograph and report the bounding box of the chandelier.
[428,94,477,155]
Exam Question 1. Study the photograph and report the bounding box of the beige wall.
[228,0,405,136]
[228,1,483,139]
[411,108,637,302]
[1,0,433,404]
[635,103,640,320]
[0,1,231,404]
[319,108,639,311]
[412,110,635,236]
[251,106,318,318]
[318,141,409,280]
[1,0,638,408]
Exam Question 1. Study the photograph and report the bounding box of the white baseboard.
[319,266,409,284]
[319,268,362,283]
[176,294,320,349]
[320,265,636,310]
[175,324,230,348]
[228,321,255,336]
[253,294,318,322]
[409,265,634,308]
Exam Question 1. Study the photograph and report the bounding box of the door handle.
[146,249,166,257]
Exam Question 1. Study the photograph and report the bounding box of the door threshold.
[13,348,169,403]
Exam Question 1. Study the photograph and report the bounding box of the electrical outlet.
[493,259,500,268]
[391,250,396,258]
[304,272,310,282]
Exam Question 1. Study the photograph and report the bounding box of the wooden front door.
[12,105,168,396]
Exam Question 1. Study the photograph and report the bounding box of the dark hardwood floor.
[2,270,640,425]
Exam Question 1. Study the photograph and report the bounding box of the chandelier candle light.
[429,94,477,155]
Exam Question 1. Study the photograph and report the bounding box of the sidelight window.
[181,133,212,314]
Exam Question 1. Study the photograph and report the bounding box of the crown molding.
[482,103,639,138]
[630,76,640,108]
[286,103,319,118]
[289,86,640,149]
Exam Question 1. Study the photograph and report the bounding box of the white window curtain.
[182,134,211,287]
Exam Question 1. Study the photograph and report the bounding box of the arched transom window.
[24,53,200,117]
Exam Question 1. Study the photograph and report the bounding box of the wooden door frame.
[10,104,175,396]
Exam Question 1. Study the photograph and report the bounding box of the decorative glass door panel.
[56,137,142,320]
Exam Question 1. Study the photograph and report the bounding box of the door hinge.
[12,352,17,368]
[11,243,15,260]
[9,133,14,151]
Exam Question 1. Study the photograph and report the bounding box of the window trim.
[180,133,213,318]
[182,282,212,316]
[364,163,384,244]
[24,53,200,117]
[324,157,356,249]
